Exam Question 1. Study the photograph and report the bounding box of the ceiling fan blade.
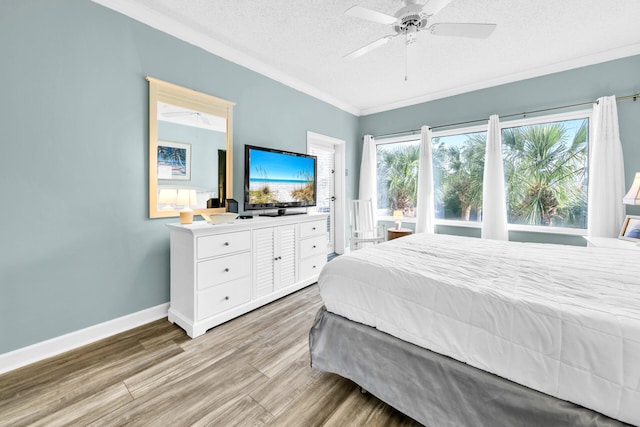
[421,0,454,16]
[343,35,396,60]
[429,23,497,38]
[344,5,397,25]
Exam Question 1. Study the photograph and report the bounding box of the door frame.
[307,131,346,255]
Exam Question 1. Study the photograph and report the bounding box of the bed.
[309,233,639,426]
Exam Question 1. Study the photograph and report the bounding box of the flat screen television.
[244,145,317,216]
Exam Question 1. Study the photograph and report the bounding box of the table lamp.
[393,210,403,230]
[623,172,640,206]
[623,172,640,246]
[177,189,197,224]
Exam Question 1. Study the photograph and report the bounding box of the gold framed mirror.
[147,77,234,219]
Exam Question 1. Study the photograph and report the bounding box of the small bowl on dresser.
[200,213,238,225]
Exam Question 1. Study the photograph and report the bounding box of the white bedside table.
[583,236,640,250]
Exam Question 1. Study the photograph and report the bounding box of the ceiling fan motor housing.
[394,0,428,39]
[394,14,427,34]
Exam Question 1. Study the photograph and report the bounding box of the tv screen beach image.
[248,149,315,204]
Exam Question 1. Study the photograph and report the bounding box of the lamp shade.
[158,188,177,210]
[623,172,640,205]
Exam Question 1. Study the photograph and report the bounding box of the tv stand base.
[260,208,306,217]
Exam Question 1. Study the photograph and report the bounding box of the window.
[376,139,420,218]
[433,129,487,221]
[502,116,589,228]
[374,110,591,231]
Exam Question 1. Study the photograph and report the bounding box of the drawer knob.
[312,265,316,269]
[224,268,229,272]
[312,227,316,230]
[224,242,230,246]
[312,245,316,249]
[225,296,229,301]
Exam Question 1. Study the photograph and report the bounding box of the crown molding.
[91,0,361,116]
[360,43,640,116]
[92,1,640,118]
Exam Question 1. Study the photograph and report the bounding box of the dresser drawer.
[197,231,251,260]
[300,254,327,280]
[299,219,326,238]
[300,235,326,259]
[197,252,251,290]
[197,277,251,320]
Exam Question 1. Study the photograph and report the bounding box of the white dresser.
[166,214,328,338]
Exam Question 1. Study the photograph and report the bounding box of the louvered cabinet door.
[253,227,275,298]
[275,224,297,290]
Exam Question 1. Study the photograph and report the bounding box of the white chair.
[349,199,386,251]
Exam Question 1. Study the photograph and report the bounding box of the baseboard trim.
[0,303,169,375]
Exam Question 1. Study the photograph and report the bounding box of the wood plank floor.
[0,285,421,426]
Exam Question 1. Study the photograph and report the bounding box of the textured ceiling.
[94,0,640,115]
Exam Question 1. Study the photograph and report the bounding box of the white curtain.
[481,115,509,240]
[588,95,626,238]
[359,135,377,223]
[416,126,435,233]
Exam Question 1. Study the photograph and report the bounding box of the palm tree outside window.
[374,110,590,230]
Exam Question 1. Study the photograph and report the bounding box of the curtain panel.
[481,115,509,240]
[416,126,435,233]
[359,135,377,225]
[588,96,626,238]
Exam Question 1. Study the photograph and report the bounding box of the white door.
[308,135,341,254]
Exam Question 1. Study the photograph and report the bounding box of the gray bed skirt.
[309,306,629,427]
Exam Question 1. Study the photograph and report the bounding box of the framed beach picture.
[619,215,640,241]
[158,141,191,180]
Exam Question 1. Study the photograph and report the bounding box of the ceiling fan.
[344,0,497,60]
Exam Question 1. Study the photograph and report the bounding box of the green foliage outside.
[377,144,420,217]
[433,133,486,221]
[503,121,588,227]
[376,118,589,228]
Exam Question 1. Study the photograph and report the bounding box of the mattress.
[318,233,640,425]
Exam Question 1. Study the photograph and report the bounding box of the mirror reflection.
[147,77,234,219]
[156,102,227,211]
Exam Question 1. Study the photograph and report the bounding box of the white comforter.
[318,233,640,425]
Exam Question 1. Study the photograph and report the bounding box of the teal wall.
[0,0,359,353]
[1,0,638,355]
[360,55,640,243]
